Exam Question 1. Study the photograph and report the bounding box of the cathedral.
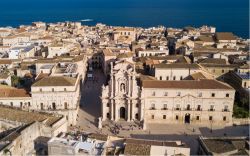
[101,59,235,127]
[101,60,141,122]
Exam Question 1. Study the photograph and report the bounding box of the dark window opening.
[223,116,226,121]
[106,113,110,119]
[176,115,179,120]
[64,102,68,109]
[163,115,166,119]
[40,103,43,110]
[135,113,139,120]
[52,103,56,110]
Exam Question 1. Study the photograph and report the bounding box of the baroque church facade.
[101,60,141,122]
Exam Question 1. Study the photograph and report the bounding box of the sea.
[0,0,249,38]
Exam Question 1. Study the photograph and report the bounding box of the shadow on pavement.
[80,69,105,118]
[198,125,249,137]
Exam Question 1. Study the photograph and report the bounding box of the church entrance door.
[184,113,191,124]
[120,107,126,119]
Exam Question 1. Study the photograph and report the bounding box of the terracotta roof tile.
[0,59,12,64]
[154,63,200,69]
[32,76,77,87]
[197,35,214,42]
[0,105,62,127]
[0,85,30,97]
[199,58,227,64]
[216,32,237,41]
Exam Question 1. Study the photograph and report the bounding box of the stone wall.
[232,118,250,125]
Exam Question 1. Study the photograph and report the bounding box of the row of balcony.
[149,107,229,112]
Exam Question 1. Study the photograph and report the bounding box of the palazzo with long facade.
[101,60,235,126]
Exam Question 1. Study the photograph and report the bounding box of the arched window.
[187,104,191,110]
[159,76,162,80]
[173,76,176,80]
[166,76,169,80]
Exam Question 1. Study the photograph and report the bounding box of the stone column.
[140,100,144,121]
[110,62,114,97]
[98,117,102,129]
[111,74,114,97]
[132,66,136,97]
[130,76,133,97]
[102,101,106,121]
[127,102,130,122]
[130,102,133,121]
[110,100,114,120]
[115,103,118,121]
[128,76,131,95]
[143,119,147,130]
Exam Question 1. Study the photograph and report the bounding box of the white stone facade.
[154,64,201,80]
[30,75,81,126]
[138,49,169,57]
[101,61,235,126]
[101,61,141,121]
[141,85,235,125]
[31,76,81,111]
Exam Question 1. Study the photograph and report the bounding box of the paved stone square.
[75,69,250,155]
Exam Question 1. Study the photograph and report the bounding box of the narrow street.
[76,69,105,133]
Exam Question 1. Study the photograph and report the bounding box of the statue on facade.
[98,117,102,129]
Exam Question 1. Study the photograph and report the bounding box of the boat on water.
[80,19,93,22]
